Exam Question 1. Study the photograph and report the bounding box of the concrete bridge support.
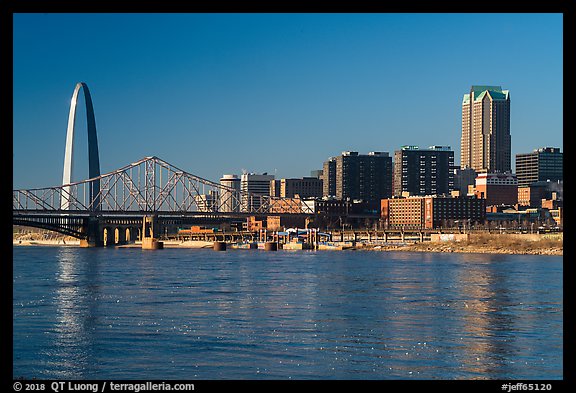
[142,215,163,249]
[78,218,140,247]
[80,216,104,247]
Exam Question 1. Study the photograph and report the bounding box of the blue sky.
[13,13,563,189]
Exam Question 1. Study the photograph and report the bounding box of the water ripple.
[13,247,562,380]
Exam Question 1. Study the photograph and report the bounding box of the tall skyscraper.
[461,85,511,173]
[323,151,392,202]
[393,145,454,197]
[515,147,563,187]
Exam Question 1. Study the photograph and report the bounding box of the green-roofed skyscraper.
[461,85,511,173]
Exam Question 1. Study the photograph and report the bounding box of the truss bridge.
[13,156,313,247]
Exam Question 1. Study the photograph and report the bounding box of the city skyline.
[13,13,563,189]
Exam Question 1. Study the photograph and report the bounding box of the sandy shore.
[358,243,562,256]
[357,233,563,256]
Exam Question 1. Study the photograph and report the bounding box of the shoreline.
[13,239,563,256]
[357,243,563,256]
[13,239,81,246]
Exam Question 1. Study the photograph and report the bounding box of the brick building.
[473,172,518,207]
[381,195,485,229]
[517,184,548,208]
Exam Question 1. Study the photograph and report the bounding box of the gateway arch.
[61,82,101,210]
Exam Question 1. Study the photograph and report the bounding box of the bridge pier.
[142,215,163,250]
[80,238,104,248]
[80,216,104,247]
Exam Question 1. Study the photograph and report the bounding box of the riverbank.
[13,233,562,255]
[13,239,81,246]
[359,233,563,255]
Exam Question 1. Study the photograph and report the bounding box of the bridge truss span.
[14,156,313,215]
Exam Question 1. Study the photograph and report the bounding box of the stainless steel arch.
[61,82,101,210]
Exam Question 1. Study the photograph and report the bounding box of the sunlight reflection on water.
[13,247,562,380]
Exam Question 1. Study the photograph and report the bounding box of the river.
[12,246,563,380]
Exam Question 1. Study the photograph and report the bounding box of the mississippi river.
[13,246,562,380]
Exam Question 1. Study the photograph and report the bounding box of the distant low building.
[381,195,486,230]
[453,167,477,195]
[245,215,307,232]
[270,177,323,199]
[486,207,556,227]
[549,207,562,227]
[266,215,307,231]
[195,191,219,212]
[315,198,379,217]
[268,196,304,214]
[518,183,548,208]
[541,193,562,210]
[245,216,266,232]
[311,197,380,229]
[473,172,518,207]
[518,179,563,209]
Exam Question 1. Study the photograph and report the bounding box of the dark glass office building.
[393,145,455,196]
[515,147,563,187]
[322,151,392,202]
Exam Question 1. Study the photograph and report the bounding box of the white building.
[240,173,275,212]
[219,174,241,212]
[195,190,219,212]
